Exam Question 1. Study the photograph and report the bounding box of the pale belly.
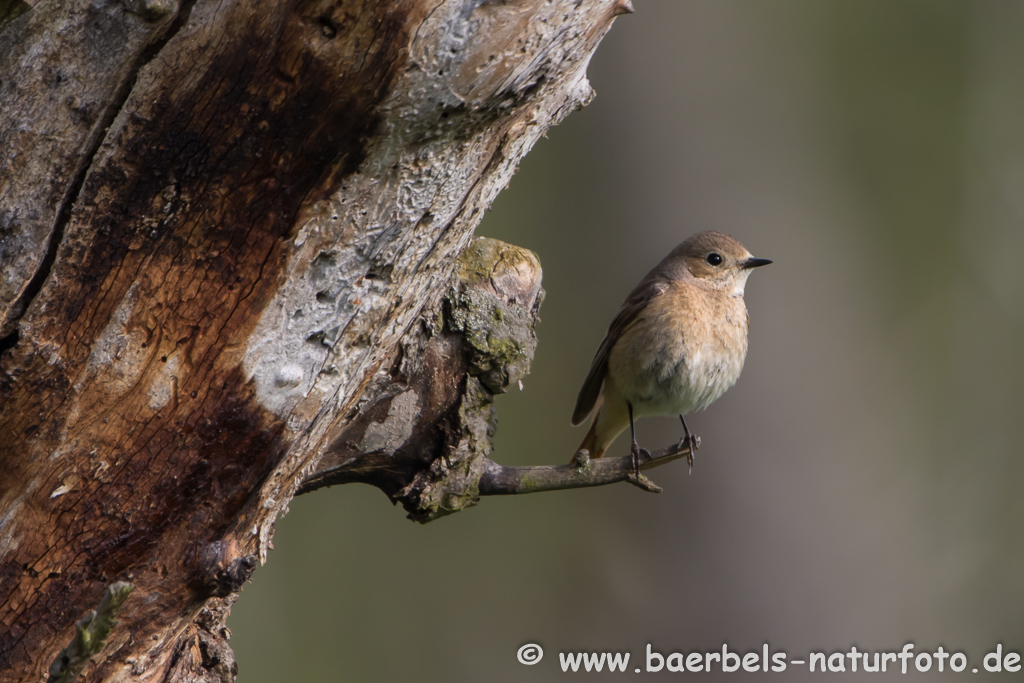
[606,303,749,417]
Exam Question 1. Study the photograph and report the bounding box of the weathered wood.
[299,237,545,521]
[1,0,630,680]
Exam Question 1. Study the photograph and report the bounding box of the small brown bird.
[571,231,771,469]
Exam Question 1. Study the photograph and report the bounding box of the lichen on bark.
[446,237,543,394]
[303,237,545,523]
[394,240,543,521]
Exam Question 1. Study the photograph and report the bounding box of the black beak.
[742,257,773,269]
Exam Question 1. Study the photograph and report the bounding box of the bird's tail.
[573,413,608,461]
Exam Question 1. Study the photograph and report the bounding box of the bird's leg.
[678,414,700,474]
[627,402,650,476]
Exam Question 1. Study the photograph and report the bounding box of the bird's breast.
[607,285,749,416]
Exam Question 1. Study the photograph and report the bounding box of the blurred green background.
[231,1,1024,680]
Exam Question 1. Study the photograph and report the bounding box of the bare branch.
[478,439,699,496]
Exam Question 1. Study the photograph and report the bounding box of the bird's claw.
[677,434,700,475]
[630,441,651,477]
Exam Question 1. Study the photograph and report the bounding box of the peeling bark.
[0,1,630,681]
[300,237,544,522]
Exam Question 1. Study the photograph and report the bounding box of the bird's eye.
[706,252,723,266]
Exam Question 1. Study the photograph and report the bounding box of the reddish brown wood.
[0,1,628,680]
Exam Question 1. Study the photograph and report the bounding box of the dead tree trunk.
[0,1,636,681]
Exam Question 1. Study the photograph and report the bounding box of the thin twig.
[478,438,698,496]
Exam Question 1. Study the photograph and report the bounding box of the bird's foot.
[626,441,659,492]
[677,433,700,475]
[630,440,652,477]
[676,415,700,475]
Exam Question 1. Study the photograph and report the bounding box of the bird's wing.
[571,277,670,425]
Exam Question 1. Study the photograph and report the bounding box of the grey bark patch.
[360,390,420,455]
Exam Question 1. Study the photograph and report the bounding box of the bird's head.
[673,231,771,296]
